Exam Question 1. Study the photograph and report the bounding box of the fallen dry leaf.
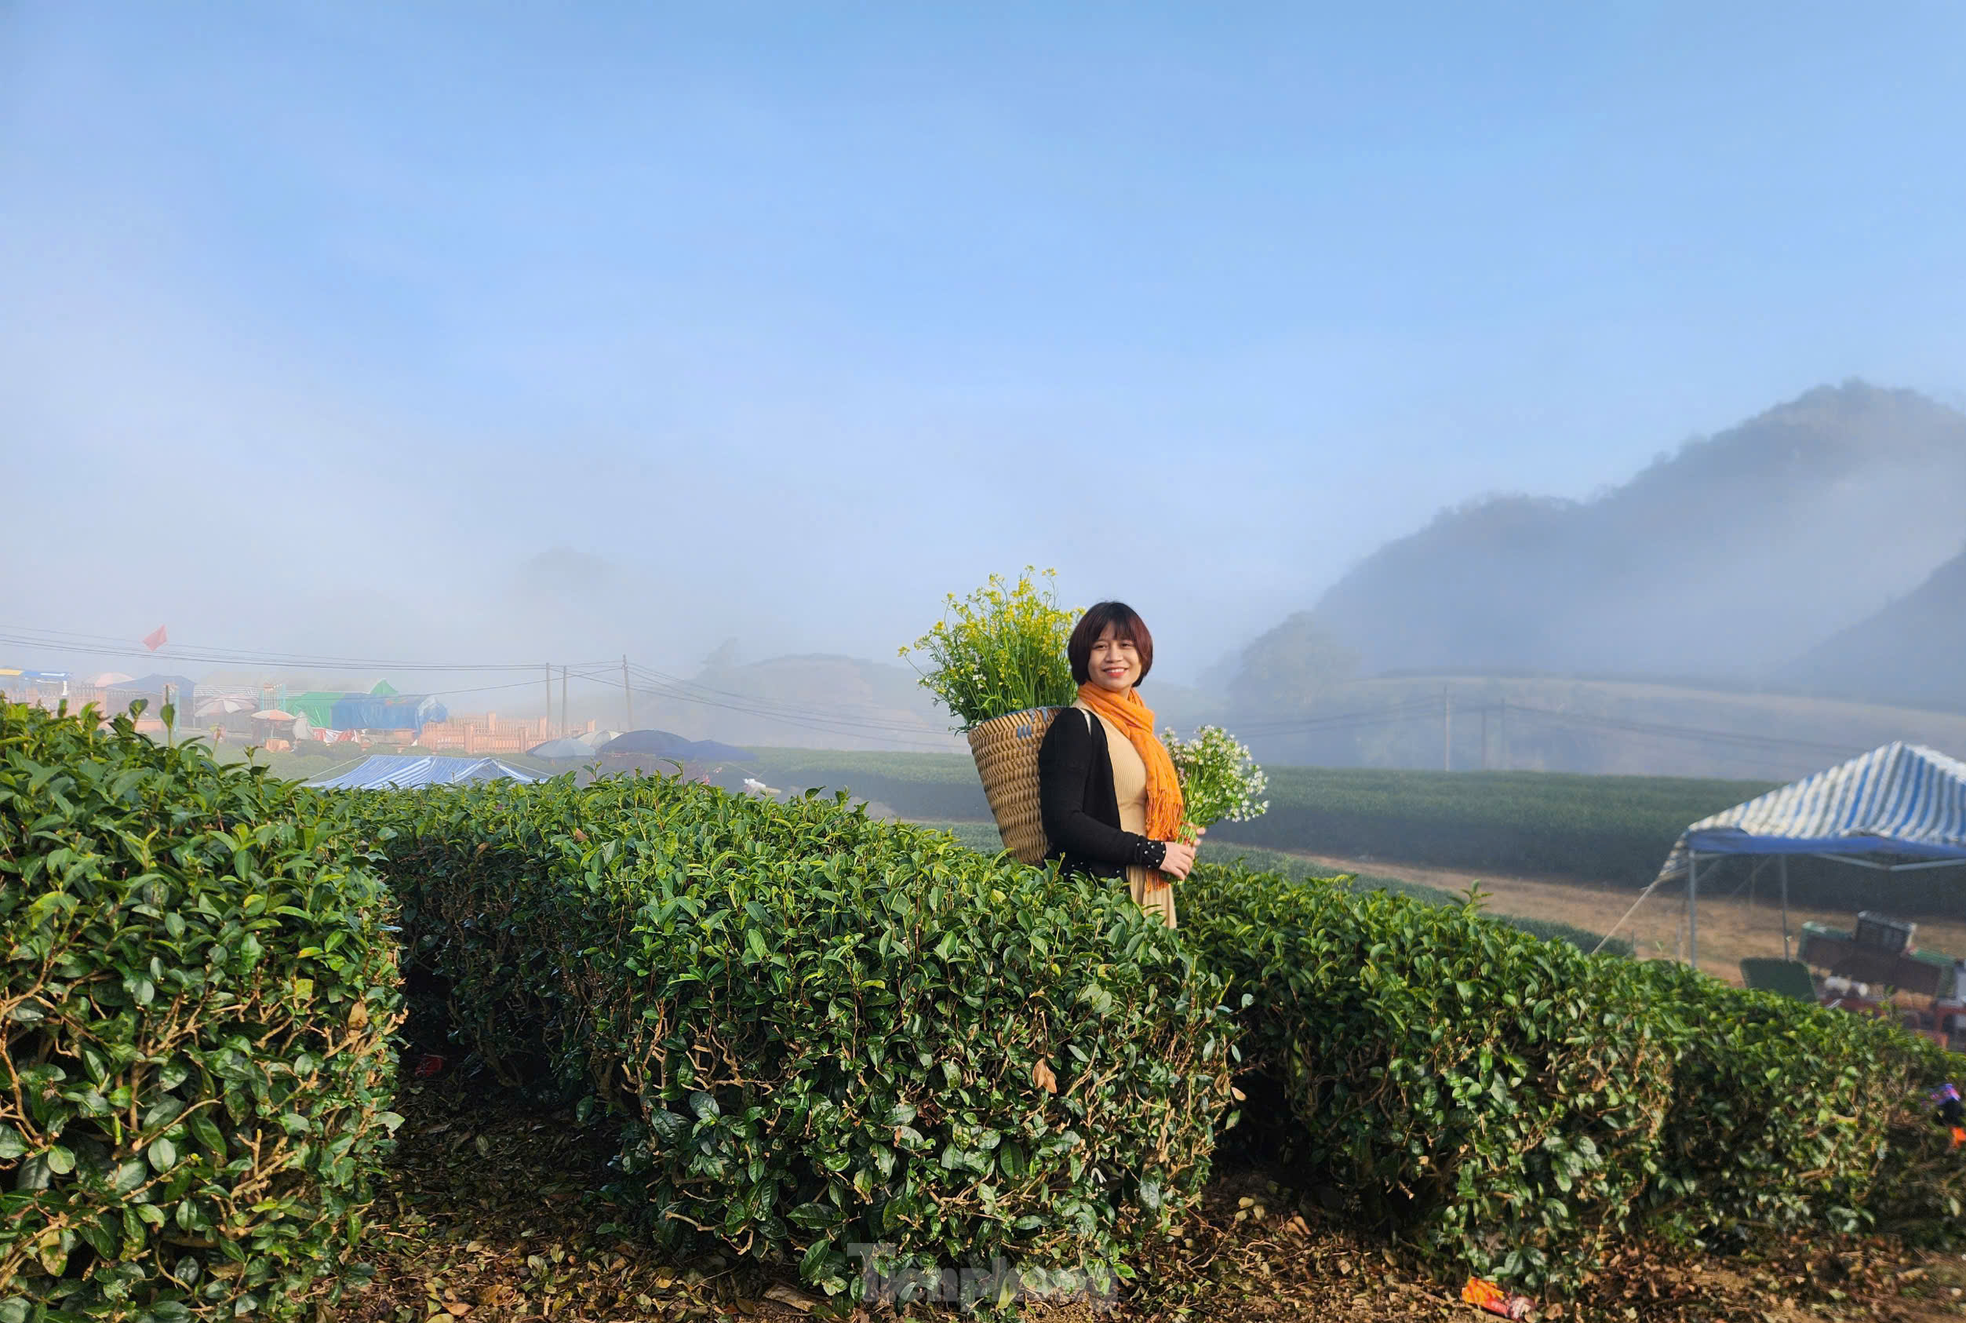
[764,1283,821,1313]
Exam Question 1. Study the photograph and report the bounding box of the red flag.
[142,625,168,651]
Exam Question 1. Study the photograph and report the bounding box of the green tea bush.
[1496,915,1633,958]
[350,777,1240,1303]
[1182,862,1674,1290]
[1637,962,1894,1239]
[340,787,563,1086]
[1636,962,1966,1245]
[1183,858,1966,1287]
[0,702,402,1317]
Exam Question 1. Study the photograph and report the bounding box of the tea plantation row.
[749,749,1961,911]
[4,702,1963,1318]
[745,749,1773,890]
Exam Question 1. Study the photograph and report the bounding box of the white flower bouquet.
[1163,724,1269,844]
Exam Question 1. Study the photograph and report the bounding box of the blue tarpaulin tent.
[1641,742,1966,965]
[308,754,540,790]
[327,694,447,732]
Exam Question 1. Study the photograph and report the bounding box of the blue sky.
[4,2,1964,684]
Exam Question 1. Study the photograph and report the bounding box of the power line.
[616,667,956,748]
[1228,698,1444,736]
[621,682,955,748]
[1502,701,1870,757]
[0,624,613,674]
[1230,693,1877,761]
[625,662,947,734]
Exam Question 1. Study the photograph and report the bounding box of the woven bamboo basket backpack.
[966,705,1070,865]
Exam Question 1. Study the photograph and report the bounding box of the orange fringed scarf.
[1075,682,1185,843]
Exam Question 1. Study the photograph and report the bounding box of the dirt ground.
[334,1077,1966,1323]
[1284,849,1966,989]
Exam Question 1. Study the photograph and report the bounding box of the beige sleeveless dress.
[1082,705,1178,930]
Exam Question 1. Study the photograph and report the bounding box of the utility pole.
[544,664,554,737]
[561,666,569,736]
[1687,851,1700,970]
[622,655,634,730]
[1442,686,1451,772]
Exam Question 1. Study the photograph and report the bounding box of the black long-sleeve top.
[1037,705,1169,881]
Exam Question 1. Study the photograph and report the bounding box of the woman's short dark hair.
[1068,602,1154,686]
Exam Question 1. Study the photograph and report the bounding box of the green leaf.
[189,1113,226,1157]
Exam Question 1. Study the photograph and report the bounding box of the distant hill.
[1777,547,1966,712]
[1305,382,1966,684]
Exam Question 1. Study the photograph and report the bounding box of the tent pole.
[1779,856,1791,962]
[1687,850,1699,971]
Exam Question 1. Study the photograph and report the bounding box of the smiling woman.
[1037,603,1193,927]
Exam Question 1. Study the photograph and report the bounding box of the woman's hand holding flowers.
[1157,838,1198,880]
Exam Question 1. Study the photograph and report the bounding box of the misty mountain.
[1305,382,1966,684]
[1776,546,1966,712]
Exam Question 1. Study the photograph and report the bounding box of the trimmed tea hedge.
[1182,860,1966,1289]
[358,777,1954,1298]
[0,702,402,1317]
[1182,863,1673,1289]
[349,777,1240,1302]
[1637,961,1961,1243]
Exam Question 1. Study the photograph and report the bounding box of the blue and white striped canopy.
[1657,741,1966,882]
